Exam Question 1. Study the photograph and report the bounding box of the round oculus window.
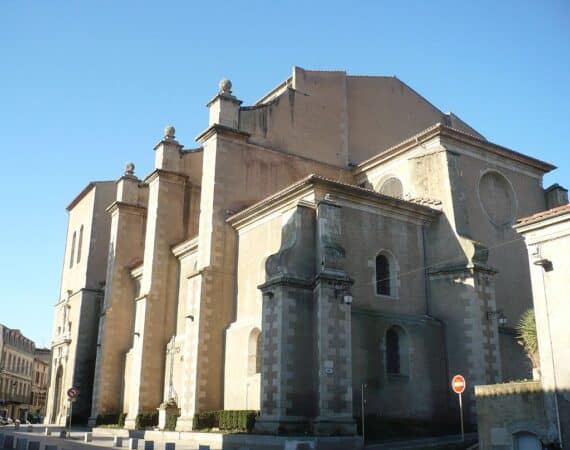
[478,171,516,226]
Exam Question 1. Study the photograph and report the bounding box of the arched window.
[376,251,398,297]
[376,254,391,296]
[385,326,409,376]
[248,328,261,376]
[256,332,262,374]
[379,177,403,198]
[69,231,76,268]
[51,365,63,423]
[77,225,84,263]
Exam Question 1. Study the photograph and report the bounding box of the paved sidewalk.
[365,432,478,449]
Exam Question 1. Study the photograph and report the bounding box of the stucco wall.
[516,209,570,448]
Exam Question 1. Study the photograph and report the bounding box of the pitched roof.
[226,173,441,228]
[354,123,555,175]
[516,203,570,225]
[66,180,114,211]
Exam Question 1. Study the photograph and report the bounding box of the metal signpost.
[66,387,79,435]
[451,375,466,442]
[361,383,367,443]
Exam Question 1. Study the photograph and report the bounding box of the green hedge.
[95,413,127,427]
[135,411,159,430]
[192,410,258,432]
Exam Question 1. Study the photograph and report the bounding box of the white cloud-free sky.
[0,0,568,346]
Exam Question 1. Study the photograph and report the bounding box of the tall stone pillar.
[428,239,501,424]
[124,127,188,429]
[312,200,356,435]
[89,164,146,426]
[176,83,244,430]
[255,204,317,434]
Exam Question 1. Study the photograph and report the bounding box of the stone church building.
[45,67,567,434]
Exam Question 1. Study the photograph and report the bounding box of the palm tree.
[517,309,540,374]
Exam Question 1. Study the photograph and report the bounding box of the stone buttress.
[256,200,356,434]
[124,130,188,428]
[88,165,147,426]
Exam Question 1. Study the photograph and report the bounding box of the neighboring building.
[31,348,51,418]
[49,67,566,434]
[476,200,569,449]
[0,325,35,422]
[45,181,116,425]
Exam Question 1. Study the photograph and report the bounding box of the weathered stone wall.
[351,311,447,421]
[475,381,558,450]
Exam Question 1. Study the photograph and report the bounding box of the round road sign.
[451,375,466,394]
[67,387,80,399]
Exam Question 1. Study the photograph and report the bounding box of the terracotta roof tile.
[517,203,570,224]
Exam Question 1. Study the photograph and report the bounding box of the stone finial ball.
[164,125,176,139]
[125,162,135,175]
[219,78,232,94]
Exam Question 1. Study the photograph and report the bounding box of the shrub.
[192,411,218,430]
[96,413,124,427]
[165,414,178,431]
[192,410,258,432]
[135,411,159,430]
[517,308,539,369]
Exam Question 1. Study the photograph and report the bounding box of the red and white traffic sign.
[451,375,466,441]
[451,375,466,394]
[67,387,80,399]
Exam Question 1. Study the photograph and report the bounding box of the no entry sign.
[451,375,466,394]
[451,375,466,441]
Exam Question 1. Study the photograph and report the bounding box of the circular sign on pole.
[451,375,466,394]
[67,387,80,399]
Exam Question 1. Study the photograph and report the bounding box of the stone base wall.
[475,381,560,449]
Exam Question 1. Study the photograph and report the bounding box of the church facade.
[45,67,566,433]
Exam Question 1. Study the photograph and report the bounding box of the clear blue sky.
[1,1,568,347]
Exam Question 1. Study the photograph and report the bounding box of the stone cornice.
[143,168,189,185]
[195,124,251,144]
[105,201,146,216]
[428,263,498,277]
[351,308,443,326]
[171,236,199,258]
[129,264,144,280]
[226,174,440,230]
[153,138,183,151]
[353,123,555,176]
[258,276,314,291]
[206,92,243,107]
